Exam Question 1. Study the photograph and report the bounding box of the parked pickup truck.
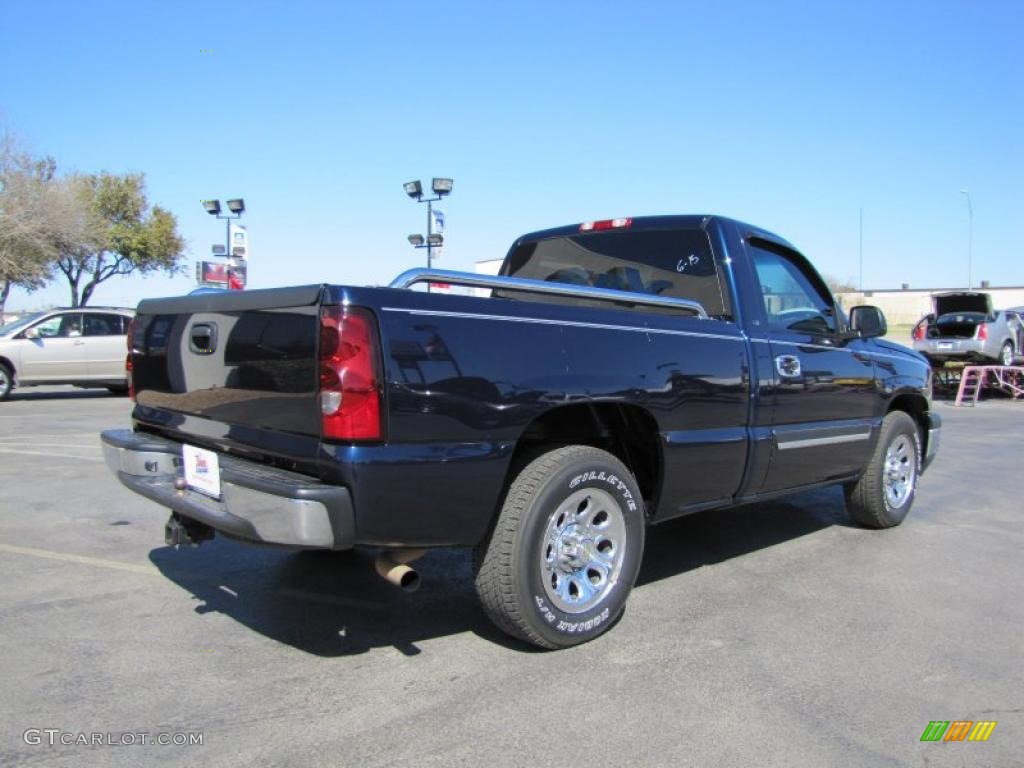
[101,215,940,649]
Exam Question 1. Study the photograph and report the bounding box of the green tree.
[54,172,186,307]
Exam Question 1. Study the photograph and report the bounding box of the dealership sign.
[197,261,228,286]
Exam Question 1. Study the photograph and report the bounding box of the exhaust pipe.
[374,548,426,592]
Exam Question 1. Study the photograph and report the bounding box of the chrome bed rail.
[388,268,708,318]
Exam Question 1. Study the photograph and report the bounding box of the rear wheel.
[999,341,1014,367]
[845,411,920,528]
[0,363,12,401]
[474,445,645,649]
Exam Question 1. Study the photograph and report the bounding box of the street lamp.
[202,197,246,288]
[404,177,453,291]
[960,190,973,290]
[407,233,446,278]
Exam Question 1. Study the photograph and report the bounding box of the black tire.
[0,362,12,401]
[845,411,921,529]
[474,445,645,649]
[998,341,1014,367]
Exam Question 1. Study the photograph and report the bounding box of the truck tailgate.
[130,285,325,461]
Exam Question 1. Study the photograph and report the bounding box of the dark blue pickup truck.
[101,215,940,649]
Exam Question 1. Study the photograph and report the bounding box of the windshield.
[0,312,45,336]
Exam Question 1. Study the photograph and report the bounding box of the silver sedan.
[0,308,134,400]
[912,292,1023,367]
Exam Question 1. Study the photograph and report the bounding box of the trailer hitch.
[165,512,215,549]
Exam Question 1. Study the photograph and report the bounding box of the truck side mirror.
[849,305,887,338]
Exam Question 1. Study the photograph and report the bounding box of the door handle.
[73,340,86,346]
[775,354,802,379]
[189,323,217,355]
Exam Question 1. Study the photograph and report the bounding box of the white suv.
[0,307,135,400]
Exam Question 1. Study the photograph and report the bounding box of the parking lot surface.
[0,386,1021,767]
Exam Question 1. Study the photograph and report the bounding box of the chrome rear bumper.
[100,429,354,549]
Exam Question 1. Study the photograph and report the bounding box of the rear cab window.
[498,228,732,320]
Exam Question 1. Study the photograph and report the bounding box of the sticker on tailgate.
[183,444,221,499]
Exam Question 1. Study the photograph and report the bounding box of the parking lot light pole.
[960,189,973,290]
[404,178,453,292]
[203,198,245,255]
[202,198,245,289]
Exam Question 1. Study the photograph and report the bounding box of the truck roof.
[511,214,798,254]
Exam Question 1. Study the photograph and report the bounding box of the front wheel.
[845,411,921,528]
[0,363,12,401]
[474,445,645,649]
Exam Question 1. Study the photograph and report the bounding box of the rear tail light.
[977,323,988,341]
[912,322,926,341]
[125,318,135,401]
[319,305,382,441]
[580,217,632,232]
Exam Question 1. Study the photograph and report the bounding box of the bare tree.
[823,273,858,295]
[0,132,72,315]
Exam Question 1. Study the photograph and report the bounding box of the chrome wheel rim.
[0,368,8,392]
[1002,344,1013,366]
[884,434,916,509]
[540,487,626,614]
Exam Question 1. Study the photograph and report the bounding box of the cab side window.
[749,243,836,335]
[57,314,83,337]
[84,314,125,336]
[30,314,83,338]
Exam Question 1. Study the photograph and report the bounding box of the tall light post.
[203,198,246,289]
[859,207,864,291]
[960,189,973,290]
[404,178,453,291]
[203,198,245,255]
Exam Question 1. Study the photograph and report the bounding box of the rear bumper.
[923,411,941,472]
[914,339,990,362]
[100,429,354,549]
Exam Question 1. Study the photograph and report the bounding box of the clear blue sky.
[2,0,1021,310]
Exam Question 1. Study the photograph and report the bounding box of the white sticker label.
[182,444,221,499]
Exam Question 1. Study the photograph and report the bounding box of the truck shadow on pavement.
[637,484,853,586]
[148,485,854,656]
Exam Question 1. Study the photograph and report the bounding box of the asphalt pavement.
[0,385,1021,767]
